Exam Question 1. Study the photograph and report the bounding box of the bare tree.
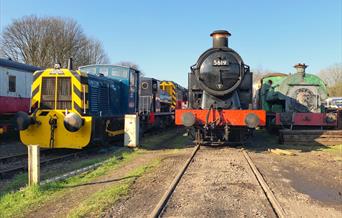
[116,61,140,70]
[327,82,342,97]
[318,63,342,86]
[0,15,108,68]
[116,61,144,76]
[251,67,282,85]
[78,38,109,66]
[319,63,342,97]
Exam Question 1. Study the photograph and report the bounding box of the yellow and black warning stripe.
[29,68,89,115]
[32,70,44,82]
[31,85,39,98]
[71,72,89,116]
[160,81,177,108]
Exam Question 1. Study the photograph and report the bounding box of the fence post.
[28,145,40,186]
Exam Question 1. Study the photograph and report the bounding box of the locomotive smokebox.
[210,30,231,48]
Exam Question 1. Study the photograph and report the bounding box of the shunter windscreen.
[57,77,72,109]
[41,77,56,109]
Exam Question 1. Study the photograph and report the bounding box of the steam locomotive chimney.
[67,58,73,70]
[294,63,307,77]
[210,30,231,48]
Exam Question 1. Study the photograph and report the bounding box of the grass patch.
[0,148,139,218]
[0,183,60,218]
[0,155,112,196]
[0,173,28,196]
[68,158,160,217]
[0,150,124,196]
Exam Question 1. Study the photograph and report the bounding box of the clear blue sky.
[1,0,341,86]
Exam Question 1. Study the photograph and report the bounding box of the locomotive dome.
[194,30,245,96]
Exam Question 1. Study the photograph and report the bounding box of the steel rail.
[0,149,53,164]
[149,144,200,218]
[0,153,27,164]
[242,150,286,218]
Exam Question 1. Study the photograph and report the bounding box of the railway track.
[0,149,55,164]
[0,150,85,179]
[0,152,28,164]
[150,145,285,218]
[0,127,180,180]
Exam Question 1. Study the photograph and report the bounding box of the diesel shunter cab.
[17,62,140,149]
[17,63,92,149]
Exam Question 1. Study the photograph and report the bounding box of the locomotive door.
[128,70,139,113]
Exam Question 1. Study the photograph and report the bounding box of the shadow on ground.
[244,129,331,153]
[61,175,138,188]
[140,127,193,150]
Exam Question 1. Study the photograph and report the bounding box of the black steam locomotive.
[176,30,266,145]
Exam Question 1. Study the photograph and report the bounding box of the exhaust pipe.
[67,58,73,70]
[294,63,307,77]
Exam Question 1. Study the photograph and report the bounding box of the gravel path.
[162,147,276,217]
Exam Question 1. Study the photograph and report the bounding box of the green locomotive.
[258,64,337,129]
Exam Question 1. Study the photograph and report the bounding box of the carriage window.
[8,75,16,92]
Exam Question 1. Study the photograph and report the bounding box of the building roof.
[0,58,42,72]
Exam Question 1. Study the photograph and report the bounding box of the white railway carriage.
[0,58,41,134]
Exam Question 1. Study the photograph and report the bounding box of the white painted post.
[28,145,40,186]
[124,114,139,147]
